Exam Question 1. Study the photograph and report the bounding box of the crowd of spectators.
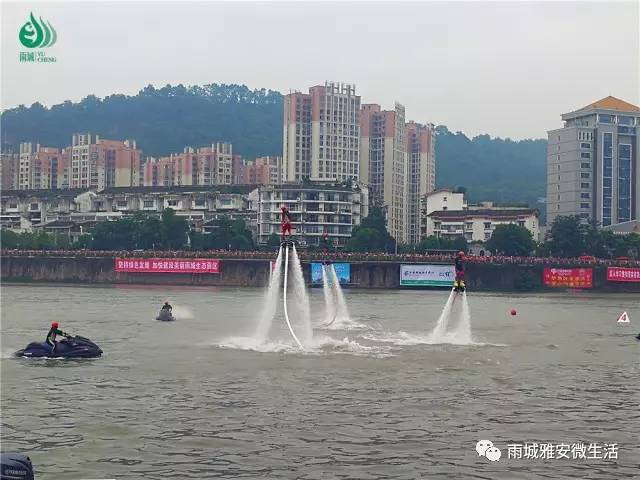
[2,248,639,267]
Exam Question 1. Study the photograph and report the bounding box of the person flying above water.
[454,251,466,292]
[280,205,293,242]
[46,321,71,352]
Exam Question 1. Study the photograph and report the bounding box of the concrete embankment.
[2,255,640,292]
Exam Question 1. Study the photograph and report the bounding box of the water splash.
[429,289,456,341]
[321,265,335,324]
[452,291,472,343]
[254,247,283,342]
[428,290,473,344]
[289,245,313,345]
[328,264,352,325]
[170,305,194,320]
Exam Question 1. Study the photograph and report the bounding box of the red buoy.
[510,309,517,316]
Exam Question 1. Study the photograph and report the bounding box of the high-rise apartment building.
[547,96,640,227]
[406,122,436,244]
[17,142,64,190]
[283,81,361,182]
[360,103,408,242]
[68,133,141,190]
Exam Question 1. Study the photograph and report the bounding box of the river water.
[1,284,638,479]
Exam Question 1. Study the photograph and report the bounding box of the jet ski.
[156,309,176,321]
[1,452,34,480]
[14,335,102,359]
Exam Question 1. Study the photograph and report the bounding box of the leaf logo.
[19,12,57,49]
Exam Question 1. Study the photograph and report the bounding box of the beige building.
[142,143,235,187]
[547,96,640,227]
[68,133,141,190]
[283,81,361,182]
[406,121,437,244]
[18,142,65,190]
[428,208,540,244]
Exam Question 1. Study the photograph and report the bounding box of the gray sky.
[1,1,638,140]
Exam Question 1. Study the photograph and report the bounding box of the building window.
[581,182,590,189]
[484,232,491,240]
[598,114,613,124]
[581,173,590,179]
[618,116,633,125]
[30,203,38,210]
[580,193,590,199]
[483,222,491,229]
[9,203,17,209]
[167,200,178,207]
[580,152,591,158]
[581,162,590,169]
[143,200,154,208]
[580,203,590,209]
[580,142,591,148]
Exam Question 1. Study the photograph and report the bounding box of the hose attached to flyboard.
[282,245,304,349]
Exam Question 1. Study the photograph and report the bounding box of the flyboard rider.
[280,205,294,244]
[453,251,466,292]
[320,229,332,265]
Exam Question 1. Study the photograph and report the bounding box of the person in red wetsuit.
[280,205,294,242]
[454,251,466,292]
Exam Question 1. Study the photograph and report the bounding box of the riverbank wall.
[2,255,640,292]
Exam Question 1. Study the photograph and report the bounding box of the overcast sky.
[1,0,638,140]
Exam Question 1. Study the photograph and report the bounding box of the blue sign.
[311,263,351,284]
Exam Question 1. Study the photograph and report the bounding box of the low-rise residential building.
[257,181,369,247]
[0,186,257,232]
[428,208,540,243]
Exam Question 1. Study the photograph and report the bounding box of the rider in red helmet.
[454,251,466,292]
[45,321,71,352]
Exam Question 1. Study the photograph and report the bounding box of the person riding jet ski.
[161,301,172,313]
[46,321,71,354]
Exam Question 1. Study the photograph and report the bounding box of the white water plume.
[328,264,351,325]
[254,247,283,342]
[428,289,473,344]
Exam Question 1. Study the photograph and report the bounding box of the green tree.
[346,207,396,252]
[544,215,587,257]
[486,224,535,256]
[160,208,188,249]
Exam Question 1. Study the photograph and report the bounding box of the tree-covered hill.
[1,83,547,204]
[434,126,547,205]
[1,84,282,159]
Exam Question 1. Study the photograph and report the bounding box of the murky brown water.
[1,284,638,479]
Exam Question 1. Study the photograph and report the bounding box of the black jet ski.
[156,309,176,321]
[1,452,34,480]
[15,335,102,359]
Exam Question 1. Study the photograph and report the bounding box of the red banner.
[607,267,640,282]
[543,268,592,288]
[115,258,220,274]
